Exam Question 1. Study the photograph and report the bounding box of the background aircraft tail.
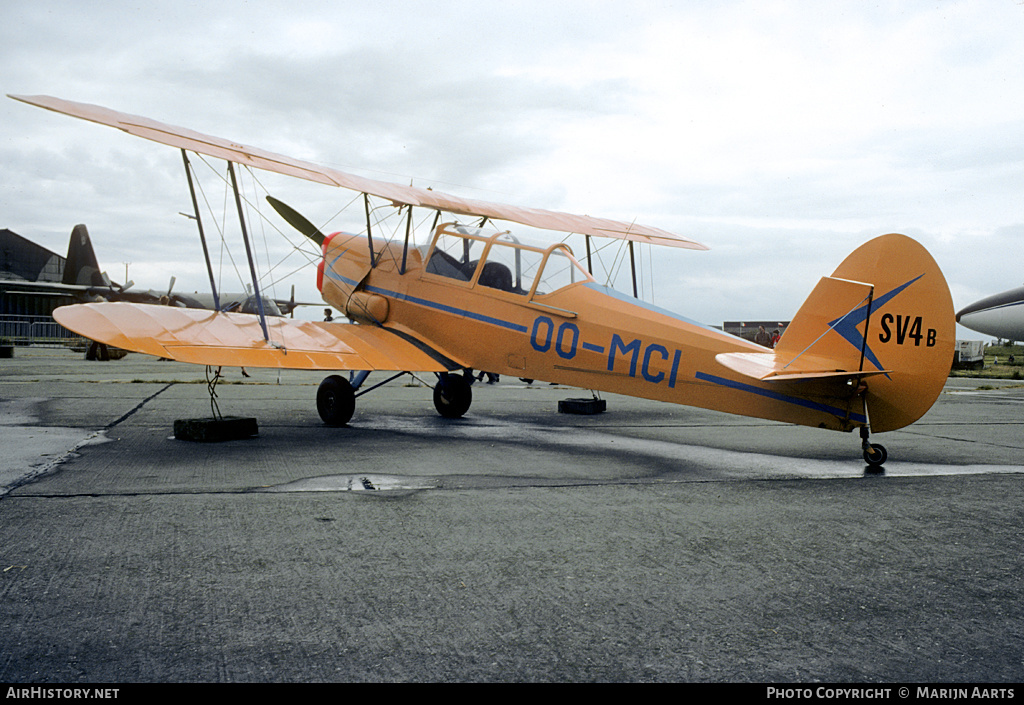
[776,233,955,432]
[62,224,108,287]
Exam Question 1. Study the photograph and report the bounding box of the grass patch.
[951,343,1024,379]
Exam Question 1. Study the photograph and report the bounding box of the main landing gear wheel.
[317,375,355,426]
[433,373,472,419]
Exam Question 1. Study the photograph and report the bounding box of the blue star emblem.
[828,274,925,377]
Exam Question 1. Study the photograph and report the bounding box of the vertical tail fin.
[779,233,955,432]
[63,224,107,287]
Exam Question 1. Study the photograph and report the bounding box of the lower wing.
[53,302,450,372]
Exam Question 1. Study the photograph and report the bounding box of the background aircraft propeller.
[160,276,180,306]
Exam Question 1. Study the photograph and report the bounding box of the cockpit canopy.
[423,224,593,297]
[223,295,283,317]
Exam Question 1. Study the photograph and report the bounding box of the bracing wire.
[780,293,873,371]
[191,155,336,301]
[191,154,248,298]
[246,166,277,304]
[205,365,223,420]
[186,153,668,318]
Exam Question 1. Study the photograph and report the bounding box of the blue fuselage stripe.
[324,262,528,333]
[696,371,866,424]
[328,263,862,424]
[367,284,530,333]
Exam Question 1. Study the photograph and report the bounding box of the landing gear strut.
[316,369,473,426]
[858,391,887,467]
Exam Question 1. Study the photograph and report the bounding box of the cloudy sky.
[2,0,1022,334]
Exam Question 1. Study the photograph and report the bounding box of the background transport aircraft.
[12,94,956,466]
[957,286,1024,342]
[6,223,307,317]
[5,223,157,303]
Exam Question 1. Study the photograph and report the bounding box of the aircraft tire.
[433,373,472,419]
[863,443,887,467]
[317,375,355,426]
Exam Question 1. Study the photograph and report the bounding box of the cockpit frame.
[422,223,594,300]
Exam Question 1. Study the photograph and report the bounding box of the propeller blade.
[167,276,176,296]
[267,195,325,247]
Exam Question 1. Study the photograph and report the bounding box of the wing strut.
[181,150,220,312]
[364,193,375,266]
[400,205,413,275]
[227,161,271,343]
[628,241,639,299]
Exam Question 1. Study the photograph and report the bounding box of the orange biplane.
[11,95,956,466]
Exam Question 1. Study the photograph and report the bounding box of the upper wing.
[53,302,451,371]
[9,94,707,251]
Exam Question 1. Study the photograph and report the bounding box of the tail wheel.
[863,443,887,467]
[433,373,472,418]
[317,375,355,426]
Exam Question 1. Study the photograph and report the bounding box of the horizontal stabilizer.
[53,302,449,372]
[717,276,883,383]
[716,351,891,382]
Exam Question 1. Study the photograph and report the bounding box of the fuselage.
[957,286,1024,341]
[317,224,868,432]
